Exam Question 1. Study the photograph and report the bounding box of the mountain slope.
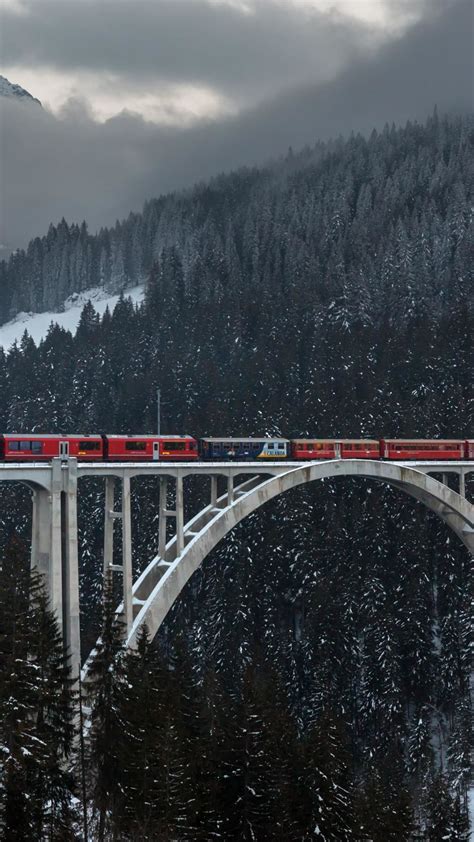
[0,115,472,836]
[0,75,41,106]
[0,111,472,328]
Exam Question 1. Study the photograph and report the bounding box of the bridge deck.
[0,459,472,470]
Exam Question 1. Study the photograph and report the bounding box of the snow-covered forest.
[0,113,472,839]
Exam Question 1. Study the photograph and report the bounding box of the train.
[0,434,472,462]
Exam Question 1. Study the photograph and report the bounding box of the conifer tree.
[86,572,126,841]
[0,538,77,839]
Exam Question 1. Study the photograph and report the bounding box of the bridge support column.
[31,461,81,677]
[50,459,63,627]
[122,476,133,634]
[460,472,466,499]
[31,487,53,583]
[210,475,218,507]
[227,475,234,505]
[64,459,81,680]
[158,476,168,559]
[103,476,116,575]
[176,475,184,556]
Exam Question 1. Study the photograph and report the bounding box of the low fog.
[0,0,472,253]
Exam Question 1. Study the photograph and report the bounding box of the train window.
[20,441,31,451]
[9,441,20,451]
[79,441,101,451]
[31,441,43,454]
[165,442,186,451]
[125,441,147,451]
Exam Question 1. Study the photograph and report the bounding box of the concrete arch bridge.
[0,457,472,679]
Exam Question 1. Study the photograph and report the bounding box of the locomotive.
[0,434,472,461]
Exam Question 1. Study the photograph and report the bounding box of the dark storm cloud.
[1,0,373,101]
[1,0,472,254]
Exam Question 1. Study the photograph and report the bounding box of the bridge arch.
[124,460,474,650]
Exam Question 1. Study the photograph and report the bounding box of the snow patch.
[0,285,144,350]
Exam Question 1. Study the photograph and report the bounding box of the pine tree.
[0,537,77,839]
[86,573,126,841]
[300,710,354,841]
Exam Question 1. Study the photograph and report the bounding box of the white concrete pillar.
[122,475,133,633]
[442,473,449,487]
[227,475,234,505]
[459,472,466,499]
[103,476,115,575]
[64,459,81,679]
[210,475,218,507]
[158,476,168,559]
[176,475,184,556]
[50,459,63,627]
[31,487,52,583]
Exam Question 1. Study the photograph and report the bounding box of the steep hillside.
[0,112,472,326]
[0,114,472,837]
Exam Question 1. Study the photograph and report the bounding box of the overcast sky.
[0,0,472,253]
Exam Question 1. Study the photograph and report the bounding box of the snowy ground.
[0,285,144,350]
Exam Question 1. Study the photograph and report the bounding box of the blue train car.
[200,437,289,460]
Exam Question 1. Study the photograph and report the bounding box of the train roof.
[201,437,289,443]
[2,433,102,439]
[104,434,195,440]
[1,433,195,440]
[383,438,465,444]
[292,438,379,444]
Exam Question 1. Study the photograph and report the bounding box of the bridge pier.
[63,459,81,681]
[176,475,184,556]
[103,476,116,575]
[30,460,81,680]
[211,475,218,508]
[156,474,186,559]
[102,475,133,633]
[31,487,54,583]
[122,476,133,633]
[158,476,168,559]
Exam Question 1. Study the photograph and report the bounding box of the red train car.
[340,440,380,458]
[381,439,466,460]
[291,439,380,459]
[467,440,474,459]
[105,435,198,461]
[0,433,104,461]
[291,440,338,459]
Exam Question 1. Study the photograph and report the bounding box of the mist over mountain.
[1,0,472,255]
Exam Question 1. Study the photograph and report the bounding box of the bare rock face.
[0,75,41,106]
